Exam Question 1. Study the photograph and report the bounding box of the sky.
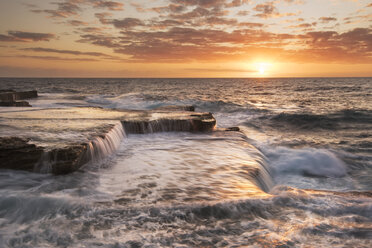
[0,0,371,77]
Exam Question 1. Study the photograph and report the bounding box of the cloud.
[77,34,119,48]
[253,1,297,18]
[30,0,124,18]
[92,1,124,11]
[253,2,276,18]
[5,55,99,62]
[111,18,144,29]
[238,22,265,28]
[319,17,337,23]
[237,10,250,16]
[0,31,56,42]
[15,0,372,66]
[104,27,296,61]
[95,12,113,24]
[74,23,372,64]
[169,0,227,8]
[21,47,117,59]
[343,13,372,25]
[31,0,82,18]
[289,22,317,29]
[67,20,88,26]
[224,0,250,8]
[185,67,256,73]
[78,27,105,33]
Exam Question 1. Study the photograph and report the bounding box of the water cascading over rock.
[0,106,217,174]
[85,122,126,163]
[36,122,126,174]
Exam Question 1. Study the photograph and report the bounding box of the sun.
[259,64,265,75]
[255,62,271,76]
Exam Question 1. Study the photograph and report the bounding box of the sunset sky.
[0,0,371,77]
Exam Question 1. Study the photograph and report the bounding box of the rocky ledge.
[0,90,38,107]
[0,106,217,174]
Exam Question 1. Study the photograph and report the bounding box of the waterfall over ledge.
[36,122,126,174]
[85,122,126,163]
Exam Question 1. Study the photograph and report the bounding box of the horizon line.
[1,76,371,79]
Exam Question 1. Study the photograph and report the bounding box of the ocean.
[0,77,371,247]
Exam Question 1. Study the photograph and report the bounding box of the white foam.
[86,122,126,163]
[268,147,347,178]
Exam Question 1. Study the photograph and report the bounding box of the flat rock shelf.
[0,107,216,174]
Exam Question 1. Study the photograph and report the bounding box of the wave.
[0,194,85,224]
[267,147,347,178]
[259,109,372,130]
[85,93,265,115]
[193,100,249,113]
[85,93,169,110]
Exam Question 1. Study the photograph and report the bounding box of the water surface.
[0,78,371,247]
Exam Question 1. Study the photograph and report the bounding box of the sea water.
[0,78,371,247]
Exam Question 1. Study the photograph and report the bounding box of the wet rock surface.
[48,144,89,174]
[122,112,215,134]
[154,105,195,111]
[0,137,44,171]
[0,90,38,107]
[0,106,216,174]
[0,101,31,107]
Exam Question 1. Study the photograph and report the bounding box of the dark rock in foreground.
[0,137,44,171]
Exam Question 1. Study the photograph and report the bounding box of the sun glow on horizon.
[0,0,371,77]
[255,62,272,77]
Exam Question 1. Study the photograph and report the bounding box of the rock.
[0,107,217,174]
[0,101,31,107]
[0,137,44,171]
[48,145,89,174]
[225,127,240,131]
[122,112,215,134]
[154,105,195,111]
[0,90,37,107]
[0,89,15,93]
[0,90,38,102]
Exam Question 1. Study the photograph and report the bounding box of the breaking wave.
[268,147,347,178]
[261,109,372,130]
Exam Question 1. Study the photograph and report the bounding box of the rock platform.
[0,106,216,174]
[0,90,38,107]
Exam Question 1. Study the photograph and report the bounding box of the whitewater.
[0,77,371,247]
